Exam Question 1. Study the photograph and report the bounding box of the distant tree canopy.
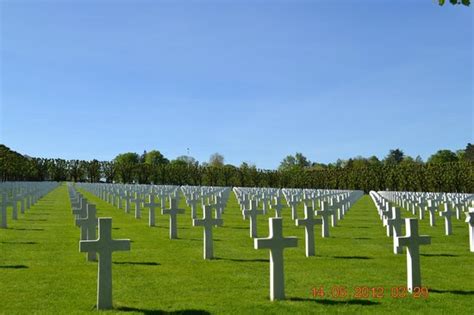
[438,0,470,6]
[209,153,225,167]
[279,152,311,171]
[384,149,405,165]
[0,144,472,193]
[427,150,459,164]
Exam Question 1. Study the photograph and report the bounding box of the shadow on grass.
[223,226,248,230]
[9,228,44,231]
[347,226,371,229]
[420,253,458,257]
[429,289,474,295]
[213,257,268,263]
[113,262,160,266]
[332,256,373,260]
[0,265,28,269]
[288,297,380,305]
[0,241,38,245]
[117,307,210,314]
[353,237,372,240]
[188,238,221,242]
[23,219,47,222]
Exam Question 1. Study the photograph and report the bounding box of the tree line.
[1,144,473,193]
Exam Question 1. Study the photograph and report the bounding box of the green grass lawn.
[1,184,472,314]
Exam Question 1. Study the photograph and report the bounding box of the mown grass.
[0,184,472,314]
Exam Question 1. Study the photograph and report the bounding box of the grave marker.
[439,203,454,235]
[243,200,264,238]
[144,194,160,227]
[76,204,98,261]
[465,208,474,252]
[193,205,223,259]
[162,198,185,239]
[295,205,322,257]
[315,201,334,238]
[79,218,130,310]
[395,218,431,293]
[254,218,298,301]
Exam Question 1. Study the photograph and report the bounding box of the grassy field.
[0,184,472,314]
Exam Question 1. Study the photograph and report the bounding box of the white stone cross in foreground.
[465,208,474,252]
[254,218,298,301]
[80,218,130,310]
[395,218,431,293]
[193,205,223,259]
[295,205,322,257]
[162,198,185,239]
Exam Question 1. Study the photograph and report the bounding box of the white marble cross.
[214,195,225,219]
[387,207,404,254]
[193,205,223,259]
[273,196,284,218]
[243,200,264,238]
[439,202,454,235]
[73,198,88,225]
[79,218,130,310]
[254,218,298,301]
[0,192,8,228]
[124,191,132,214]
[296,205,322,257]
[395,218,431,293]
[329,198,340,227]
[131,193,142,219]
[452,198,463,220]
[144,194,160,227]
[465,208,474,252]
[418,197,426,220]
[162,198,185,239]
[288,195,299,220]
[76,204,98,261]
[188,192,199,219]
[10,195,19,220]
[315,201,334,238]
[425,200,438,227]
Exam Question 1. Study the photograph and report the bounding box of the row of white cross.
[379,190,472,236]
[233,187,364,300]
[71,183,235,309]
[0,182,59,228]
[370,190,474,294]
[72,182,364,304]
[69,185,130,310]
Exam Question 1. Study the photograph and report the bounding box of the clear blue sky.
[0,1,472,169]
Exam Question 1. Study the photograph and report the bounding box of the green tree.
[279,152,310,171]
[427,150,458,164]
[209,153,224,167]
[176,155,198,166]
[464,143,474,162]
[100,161,115,183]
[144,150,169,166]
[114,152,139,183]
[86,159,101,182]
[439,0,470,6]
[384,149,405,165]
